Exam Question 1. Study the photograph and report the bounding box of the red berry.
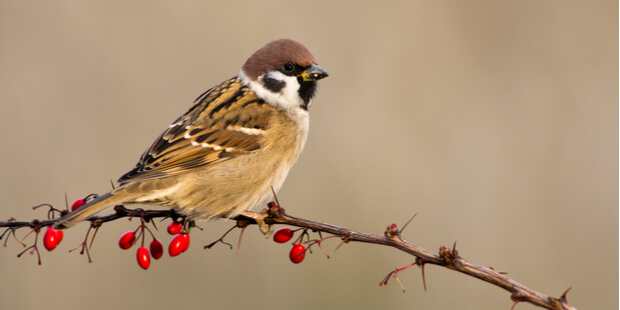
[43,226,60,251]
[289,243,306,264]
[150,239,163,260]
[56,229,64,244]
[167,222,183,235]
[169,234,186,257]
[136,246,151,270]
[119,231,136,250]
[71,198,85,211]
[273,228,294,243]
[181,233,190,252]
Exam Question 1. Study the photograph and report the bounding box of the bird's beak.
[300,64,329,82]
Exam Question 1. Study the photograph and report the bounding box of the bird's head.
[240,39,328,111]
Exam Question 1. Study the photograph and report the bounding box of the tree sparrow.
[55,39,328,229]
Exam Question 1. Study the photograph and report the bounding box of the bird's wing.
[118,77,272,184]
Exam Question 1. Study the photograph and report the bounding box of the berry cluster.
[118,220,190,270]
[41,194,99,254]
[43,226,64,251]
[11,198,89,265]
[167,222,190,257]
[33,195,197,269]
[272,227,306,264]
[118,230,164,270]
[16,196,328,269]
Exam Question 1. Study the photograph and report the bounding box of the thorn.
[149,219,159,231]
[270,186,280,208]
[560,287,572,301]
[334,240,346,251]
[510,299,519,310]
[400,213,417,234]
[510,291,527,310]
[489,266,509,275]
[189,220,203,231]
[417,258,427,292]
[236,226,246,255]
[88,225,100,250]
[22,227,35,240]
[265,188,288,217]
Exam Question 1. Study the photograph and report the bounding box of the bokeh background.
[0,1,616,309]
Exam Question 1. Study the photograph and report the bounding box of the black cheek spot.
[263,77,286,93]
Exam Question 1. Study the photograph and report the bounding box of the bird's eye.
[282,62,295,72]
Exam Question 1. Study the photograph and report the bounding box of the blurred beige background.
[0,1,616,309]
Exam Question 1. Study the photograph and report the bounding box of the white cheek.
[239,70,304,113]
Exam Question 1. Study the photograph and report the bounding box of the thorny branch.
[0,204,576,310]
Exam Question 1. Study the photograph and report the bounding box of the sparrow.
[55,39,328,229]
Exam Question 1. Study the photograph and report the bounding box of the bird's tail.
[54,191,134,229]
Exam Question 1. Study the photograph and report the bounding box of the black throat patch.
[298,79,317,110]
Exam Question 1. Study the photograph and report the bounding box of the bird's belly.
[159,154,295,221]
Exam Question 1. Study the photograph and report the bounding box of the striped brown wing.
[118,77,272,184]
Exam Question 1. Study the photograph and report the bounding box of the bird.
[54,39,328,229]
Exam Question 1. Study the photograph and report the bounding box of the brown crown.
[242,39,317,81]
